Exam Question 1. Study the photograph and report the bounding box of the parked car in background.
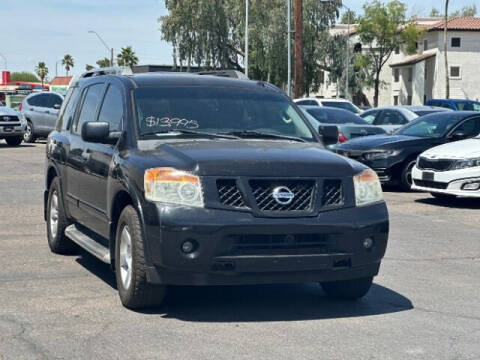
[300,106,386,149]
[361,106,451,134]
[0,106,26,146]
[412,136,480,200]
[294,98,363,114]
[20,92,64,142]
[425,99,480,111]
[336,112,480,190]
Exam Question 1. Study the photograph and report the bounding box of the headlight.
[144,168,204,207]
[450,158,480,170]
[353,169,383,207]
[363,150,401,161]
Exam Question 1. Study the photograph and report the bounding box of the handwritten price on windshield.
[145,116,199,129]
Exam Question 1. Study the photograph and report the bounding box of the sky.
[0,0,476,78]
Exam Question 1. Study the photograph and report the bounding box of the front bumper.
[0,122,25,137]
[143,202,389,286]
[412,166,480,197]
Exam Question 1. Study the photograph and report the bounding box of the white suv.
[294,98,363,114]
[412,137,480,199]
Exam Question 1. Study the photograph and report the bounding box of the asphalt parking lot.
[0,142,479,360]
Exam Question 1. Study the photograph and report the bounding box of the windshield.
[134,86,315,141]
[321,101,360,114]
[396,113,462,138]
[306,107,367,125]
[456,101,480,111]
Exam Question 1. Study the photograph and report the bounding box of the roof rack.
[79,66,133,78]
[196,70,249,80]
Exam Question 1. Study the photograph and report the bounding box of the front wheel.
[115,205,166,309]
[400,160,417,191]
[23,121,36,143]
[320,277,373,300]
[5,136,23,146]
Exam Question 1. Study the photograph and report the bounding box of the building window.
[451,37,461,48]
[450,66,461,79]
[393,96,399,105]
[423,39,428,51]
[395,46,400,54]
[393,69,400,82]
[408,68,413,82]
[407,95,412,105]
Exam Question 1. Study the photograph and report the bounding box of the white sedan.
[412,137,480,199]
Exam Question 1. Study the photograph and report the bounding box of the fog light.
[462,182,480,191]
[181,240,196,254]
[363,238,374,249]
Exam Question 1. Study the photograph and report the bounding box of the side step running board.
[65,224,111,264]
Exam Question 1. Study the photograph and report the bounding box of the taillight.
[18,103,22,111]
[338,132,347,143]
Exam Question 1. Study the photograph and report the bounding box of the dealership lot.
[0,142,479,360]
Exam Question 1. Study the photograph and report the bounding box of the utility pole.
[444,0,450,99]
[245,0,249,77]
[287,0,292,97]
[293,0,304,98]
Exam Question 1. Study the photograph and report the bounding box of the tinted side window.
[375,110,406,125]
[453,117,480,137]
[98,85,123,132]
[57,86,80,131]
[441,102,455,110]
[45,94,63,109]
[28,94,48,107]
[74,84,104,134]
[296,100,309,105]
[361,111,379,124]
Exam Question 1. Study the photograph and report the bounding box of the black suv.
[44,69,389,309]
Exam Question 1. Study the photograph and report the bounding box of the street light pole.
[0,53,7,70]
[245,0,249,77]
[88,30,114,66]
[287,0,292,97]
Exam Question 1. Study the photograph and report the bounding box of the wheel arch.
[44,166,59,221]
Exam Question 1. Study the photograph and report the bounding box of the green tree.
[429,7,441,17]
[341,9,358,24]
[35,62,49,86]
[96,57,111,68]
[10,72,40,82]
[61,54,74,75]
[450,4,477,17]
[85,64,95,71]
[357,0,422,107]
[117,46,138,68]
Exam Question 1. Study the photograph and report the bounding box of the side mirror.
[82,121,111,143]
[53,103,61,110]
[319,125,339,146]
[449,130,468,141]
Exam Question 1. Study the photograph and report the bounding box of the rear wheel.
[320,277,373,300]
[5,136,23,146]
[400,159,416,191]
[115,205,166,309]
[431,192,456,201]
[23,121,36,143]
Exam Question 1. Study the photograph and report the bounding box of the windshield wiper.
[219,130,307,143]
[141,129,239,140]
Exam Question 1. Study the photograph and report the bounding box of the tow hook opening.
[333,258,351,269]
[212,261,236,272]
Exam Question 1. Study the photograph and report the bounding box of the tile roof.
[428,17,480,31]
[50,76,72,86]
[390,51,436,68]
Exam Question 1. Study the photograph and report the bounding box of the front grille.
[0,116,19,122]
[217,180,245,208]
[249,180,315,212]
[322,179,344,206]
[413,179,448,189]
[228,233,335,255]
[417,157,454,171]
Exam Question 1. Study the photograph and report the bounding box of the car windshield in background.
[456,101,480,111]
[321,101,359,113]
[134,86,315,141]
[414,110,445,116]
[306,107,367,125]
[396,114,462,138]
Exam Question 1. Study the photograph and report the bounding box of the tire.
[46,177,76,254]
[115,205,166,309]
[320,276,373,300]
[431,192,456,201]
[5,136,23,146]
[400,159,416,191]
[23,121,36,143]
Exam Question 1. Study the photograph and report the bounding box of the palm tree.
[116,46,138,68]
[35,62,49,86]
[62,54,74,75]
[96,57,111,68]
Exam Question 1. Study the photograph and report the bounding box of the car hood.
[337,134,425,150]
[421,138,480,159]
[0,107,20,116]
[135,139,363,177]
